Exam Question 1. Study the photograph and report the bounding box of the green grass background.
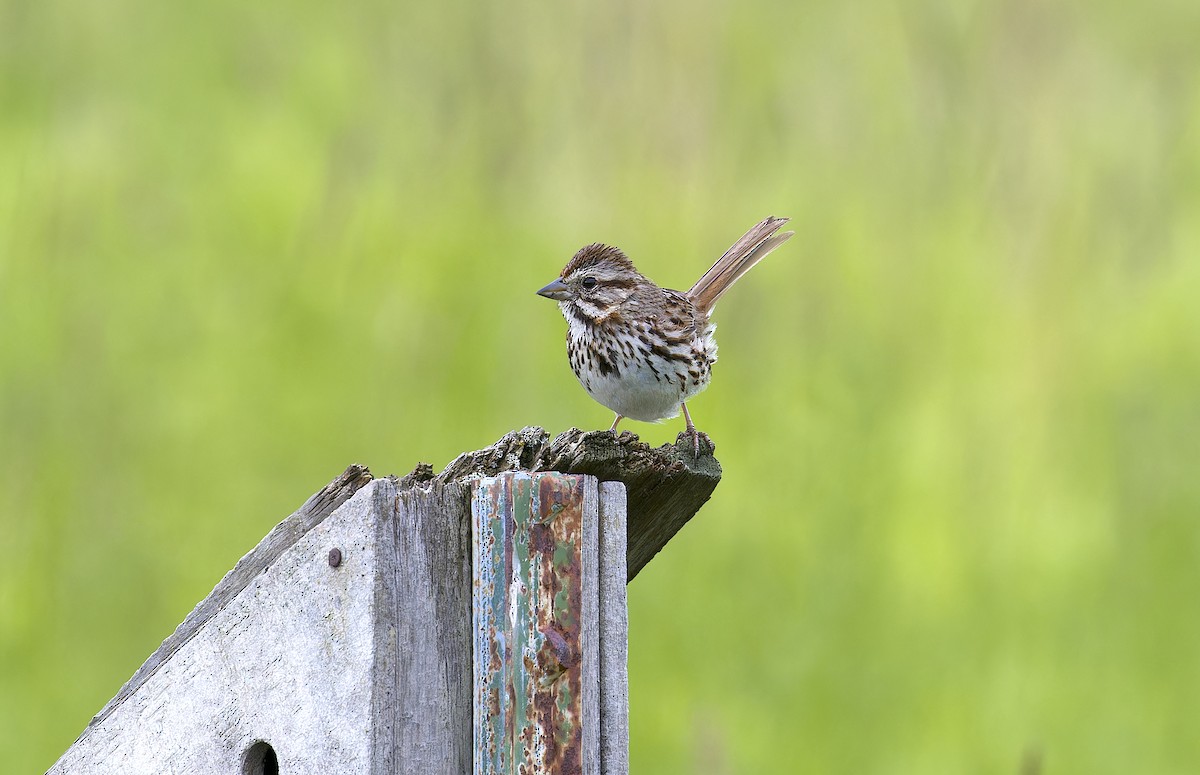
[3,0,1198,771]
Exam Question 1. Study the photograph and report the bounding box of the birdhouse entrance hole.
[242,741,278,775]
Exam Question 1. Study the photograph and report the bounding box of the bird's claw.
[678,427,710,459]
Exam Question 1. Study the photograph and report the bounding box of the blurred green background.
[3,0,1199,771]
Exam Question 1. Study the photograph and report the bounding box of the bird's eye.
[581,277,598,289]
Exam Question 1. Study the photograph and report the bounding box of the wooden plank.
[48,474,391,774]
[69,464,373,743]
[50,471,480,774]
[582,476,601,775]
[471,472,599,775]
[382,479,473,773]
[598,481,629,775]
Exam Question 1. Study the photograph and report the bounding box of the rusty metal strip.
[472,472,591,774]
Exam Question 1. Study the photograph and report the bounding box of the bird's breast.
[564,319,715,422]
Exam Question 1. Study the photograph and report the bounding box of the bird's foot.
[676,427,713,459]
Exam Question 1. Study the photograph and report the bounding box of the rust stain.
[474,472,589,774]
[534,474,585,774]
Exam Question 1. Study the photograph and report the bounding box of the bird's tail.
[687,216,793,316]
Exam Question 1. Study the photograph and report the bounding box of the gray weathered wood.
[385,480,473,773]
[409,426,722,580]
[46,472,479,775]
[74,464,373,741]
[598,481,629,775]
[583,475,601,775]
[48,474,390,774]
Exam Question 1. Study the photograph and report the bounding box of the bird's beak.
[536,278,572,301]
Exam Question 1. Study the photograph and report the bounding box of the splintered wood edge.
[396,426,723,581]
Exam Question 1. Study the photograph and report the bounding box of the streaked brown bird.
[537,217,793,453]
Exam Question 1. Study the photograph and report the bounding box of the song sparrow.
[537,216,793,454]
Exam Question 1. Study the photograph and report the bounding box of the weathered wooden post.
[46,428,720,774]
[471,473,622,773]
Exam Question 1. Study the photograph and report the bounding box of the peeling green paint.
[472,472,589,774]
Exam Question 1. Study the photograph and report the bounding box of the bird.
[536,216,793,454]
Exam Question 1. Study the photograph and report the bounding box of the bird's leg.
[681,402,700,458]
[609,414,624,432]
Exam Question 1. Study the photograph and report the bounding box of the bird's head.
[536,244,646,319]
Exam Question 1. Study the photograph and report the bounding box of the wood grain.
[402,426,722,581]
[79,464,373,738]
[384,479,474,773]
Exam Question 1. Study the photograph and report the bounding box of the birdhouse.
[47,428,720,774]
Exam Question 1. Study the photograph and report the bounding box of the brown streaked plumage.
[537,216,793,453]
